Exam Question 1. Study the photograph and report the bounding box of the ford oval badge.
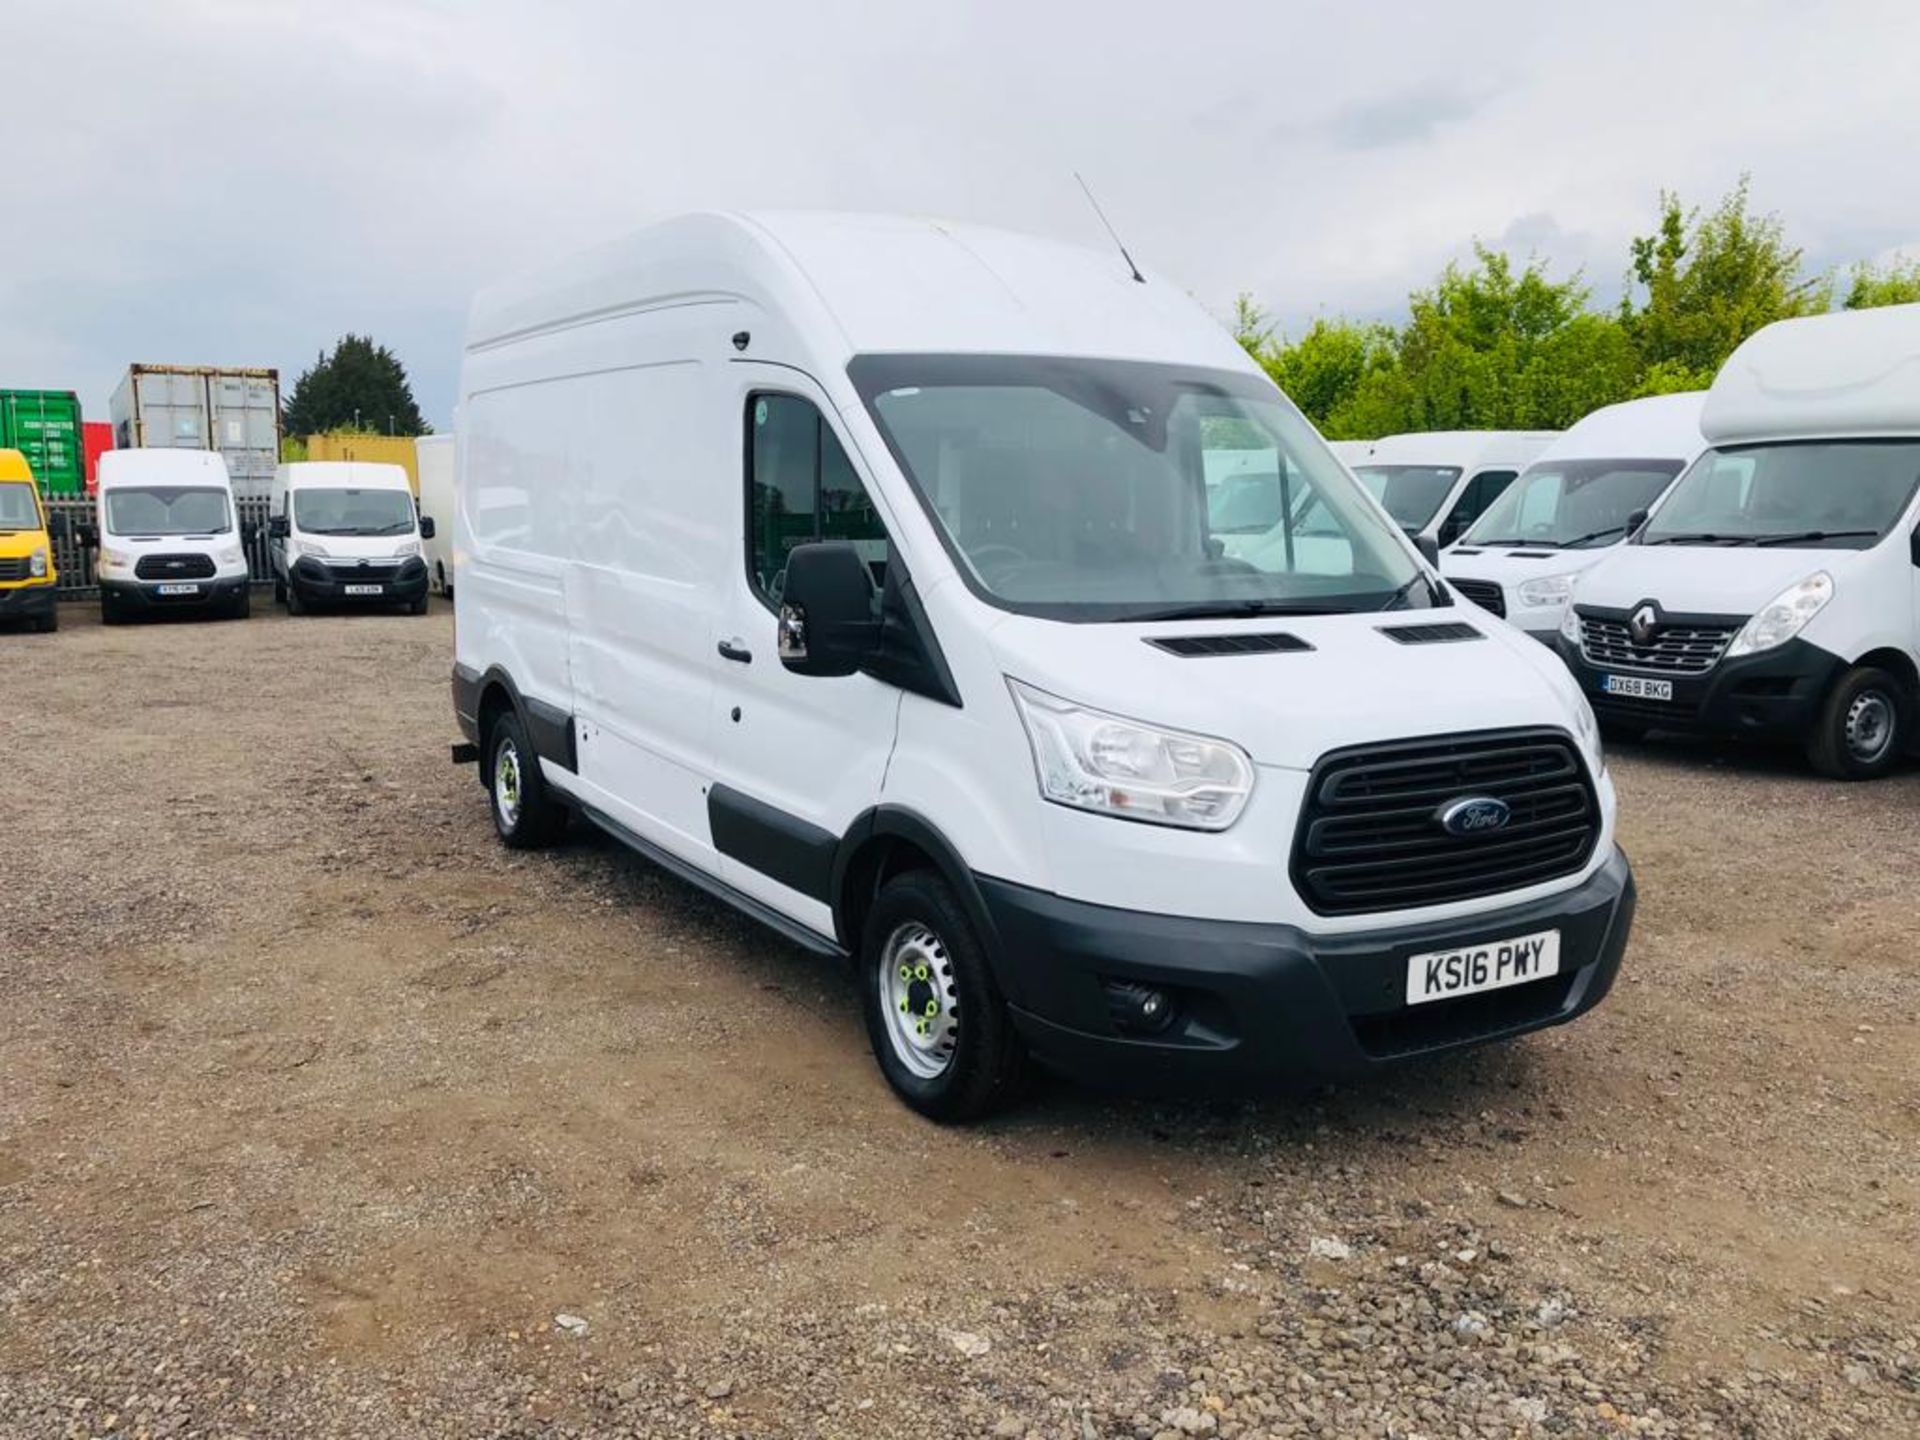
[1438,796,1512,837]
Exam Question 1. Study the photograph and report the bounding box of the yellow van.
[0,448,61,632]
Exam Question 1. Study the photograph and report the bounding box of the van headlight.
[1008,679,1254,831]
[1727,572,1832,658]
[218,545,245,566]
[30,548,48,577]
[1559,605,1582,646]
[101,548,131,570]
[1517,573,1575,608]
[394,540,421,559]
[292,539,331,560]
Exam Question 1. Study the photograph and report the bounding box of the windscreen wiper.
[1559,524,1629,548]
[1125,599,1348,622]
[1748,529,1881,547]
[1379,571,1441,611]
[1644,532,1743,546]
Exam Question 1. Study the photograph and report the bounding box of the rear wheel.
[487,710,568,848]
[1807,666,1906,780]
[860,870,1026,1122]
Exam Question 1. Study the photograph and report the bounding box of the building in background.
[0,389,85,493]
[109,365,280,500]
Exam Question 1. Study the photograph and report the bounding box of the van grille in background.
[1377,622,1483,645]
[1147,632,1313,657]
[1291,729,1598,916]
[1578,615,1737,674]
[134,553,217,580]
[1450,579,1505,618]
[0,557,31,582]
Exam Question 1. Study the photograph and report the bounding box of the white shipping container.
[109,365,281,500]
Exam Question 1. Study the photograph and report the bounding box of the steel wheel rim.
[494,740,523,829]
[878,921,959,1080]
[1844,690,1895,765]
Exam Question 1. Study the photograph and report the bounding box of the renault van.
[268,461,432,614]
[451,212,1633,1120]
[416,435,456,597]
[1562,304,1920,778]
[0,449,61,632]
[93,449,250,623]
[1353,431,1557,551]
[1442,394,1705,643]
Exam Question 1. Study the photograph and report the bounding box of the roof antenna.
[1075,171,1145,284]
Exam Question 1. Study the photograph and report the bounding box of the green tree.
[1844,256,1920,310]
[1621,177,1830,387]
[283,335,429,438]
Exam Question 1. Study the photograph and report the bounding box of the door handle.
[717,639,752,663]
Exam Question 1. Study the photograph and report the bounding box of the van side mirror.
[1414,534,1440,567]
[268,514,290,540]
[77,522,98,548]
[1626,508,1650,539]
[49,513,71,543]
[418,515,437,541]
[1911,526,1920,568]
[777,542,880,677]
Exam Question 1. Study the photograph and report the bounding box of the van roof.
[1703,303,1920,444]
[0,449,31,483]
[97,448,233,488]
[1531,392,1707,466]
[467,211,1254,374]
[1358,430,1559,470]
[279,461,412,490]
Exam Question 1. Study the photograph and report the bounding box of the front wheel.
[409,593,429,615]
[860,870,1026,1122]
[285,582,306,616]
[1807,666,1906,780]
[34,607,57,633]
[487,711,567,848]
[232,589,252,620]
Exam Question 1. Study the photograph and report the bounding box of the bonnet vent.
[1376,622,1484,645]
[1147,632,1314,658]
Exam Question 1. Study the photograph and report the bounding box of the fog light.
[1104,979,1177,1036]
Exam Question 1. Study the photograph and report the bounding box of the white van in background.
[267,461,433,615]
[1442,394,1706,642]
[1562,304,1920,778]
[1326,439,1374,470]
[451,211,1632,1121]
[1353,431,1558,551]
[92,449,251,624]
[416,434,456,597]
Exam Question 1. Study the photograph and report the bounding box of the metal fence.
[45,495,276,599]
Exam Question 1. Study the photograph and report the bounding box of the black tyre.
[273,575,286,604]
[286,582,307,616]
[1806,665,1906,780]
[860,869,1026,1122]
[232,589,252,620]
[34,607,57,633]
[99,595,123,626]
[487,710,567,848]
[409,593,429,616]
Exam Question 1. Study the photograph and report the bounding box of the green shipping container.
[0,389,85,494]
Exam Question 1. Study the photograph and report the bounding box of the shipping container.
[0,389,85,493]
[82,421,113,492]
[109,364,280,500]
[301,432,422,492]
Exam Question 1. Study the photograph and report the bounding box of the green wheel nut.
[898,964,912,981]
[913,963,929,981]
[923,999,939,1017]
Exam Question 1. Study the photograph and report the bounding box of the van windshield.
[849,355,1430,621]
[1463,458,1681,549]
[1638,441,1920,548]
[294,488,417,536]
[1353,465,1461,532]
[0,481,41,532]
[105,486,232,536]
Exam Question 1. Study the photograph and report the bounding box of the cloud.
[1323,87,1490,151]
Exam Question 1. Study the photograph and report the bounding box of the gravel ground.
[1,600,1916,1440]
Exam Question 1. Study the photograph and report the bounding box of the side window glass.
[749,393,886,602]
[1445,469,1517,542]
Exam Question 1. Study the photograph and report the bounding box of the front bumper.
[100,576,249,613]
[290,557,428,605]
[1558,634,1843,740]
[0,581,57,618]
[979,846,1634,1094]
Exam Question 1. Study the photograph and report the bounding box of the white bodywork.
[1353,430,1558,548]
[455,211,1612,942]
[93,449,248,592]
[269,461,424,579]
[1326,439,1374,469]
[1442,394,1707,639]
[416,436,456,594]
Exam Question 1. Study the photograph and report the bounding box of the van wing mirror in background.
[1414,534,1440,567]
[1911,526,1920,568]
[268,514,290,540]
[49,512,71,544]
[76,521,98,548]
[1626,508,1650,539]
[418,515,436,541]
[777,542,881,677]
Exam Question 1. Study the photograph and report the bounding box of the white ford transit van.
[92,449,251,623]
[451,212,1632,1119]
[1443,395,1706,642]
[416,435,456,597]
[267,461,433,615]
[1353,431,1557,551]
[1561,304,1920,778]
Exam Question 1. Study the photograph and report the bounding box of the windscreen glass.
[849,355,1428,621]
[104,485,233,536]
[1353,465,1462,531]
[1463,458,1682,548]
[294,488,417,536]
[0,482,41,530]
[1639,441,1920,548]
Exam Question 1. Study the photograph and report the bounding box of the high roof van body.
[0,448,61,632]
[1442,394,1706,642]
[93,449,250,623]
[415,435,455,597]
[1353,430,1558,549]
[452,212,1631,1118]
[268,461,432,615]
[1562,304,1920,777]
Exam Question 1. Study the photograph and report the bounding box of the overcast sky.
[4,0,1918,430]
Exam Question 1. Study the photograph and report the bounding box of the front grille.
[318,559,413,581]
[0,557,31,582]
[134,553,216,580]
[1292,729,1599,916]
[1578,615,1737,675]
[1451,579,1505,618]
